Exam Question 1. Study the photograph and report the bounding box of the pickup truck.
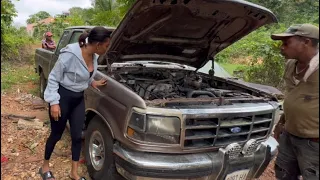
[35,0,283,180]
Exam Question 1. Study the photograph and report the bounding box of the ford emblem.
[230,127,241,133]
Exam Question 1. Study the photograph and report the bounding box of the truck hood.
[108,0,277,68]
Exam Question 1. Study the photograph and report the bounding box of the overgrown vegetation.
[1,62,39,93]
[216,0,319,90]
[1,0,319,93]
[1,0,35,63]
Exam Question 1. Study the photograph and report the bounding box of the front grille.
[183,112,273,149]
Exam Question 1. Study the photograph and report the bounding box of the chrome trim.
[116,164,211,180]
[264,136,279,159]
[89,130,105,171]
[181,103,276,149]
[242,139,259,155]
[113,137,278,180]
[224,143,242,159]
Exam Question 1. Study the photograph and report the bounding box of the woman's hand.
[91,79,107,91]
[50,104,61,121]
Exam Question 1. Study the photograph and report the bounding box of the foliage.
[92,0,115,11]
[1,26,35,62]
[67,7,87,26]
[117,0,135,16]
[89,0,123,26]
[2,0,319,91]
[214,0,319,90]
[250,0,319,25]
[90,7,122,27]
[1,0,17,27]
[237,25,287,89]
[1,62,39,92]
[26,11,51,24]
[1,0,35,63]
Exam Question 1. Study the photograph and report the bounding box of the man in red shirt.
[42,32,56,51]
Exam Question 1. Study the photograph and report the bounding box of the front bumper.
[113,136,278,180]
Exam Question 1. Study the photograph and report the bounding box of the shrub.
[1,27,35,62]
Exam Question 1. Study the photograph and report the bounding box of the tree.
[87,0,122,26]
[1,0,17,28]
[91,0,115,11]
[1,0,18,60]
[249,0,319,25]
[117,0,135,16]
[26,11,51,24]
[67,7,87,26]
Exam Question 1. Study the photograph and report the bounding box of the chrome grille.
[183,112,273,149]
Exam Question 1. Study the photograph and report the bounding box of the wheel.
[85,117,123,180]
[39,72,47,99]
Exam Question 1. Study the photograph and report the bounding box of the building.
[26,17,55,36]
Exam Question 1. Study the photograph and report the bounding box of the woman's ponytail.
[78,30,90,47]
[78,27,112,48]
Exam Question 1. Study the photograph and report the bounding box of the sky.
[12,0,92,27]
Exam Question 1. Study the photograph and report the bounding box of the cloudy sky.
[13,0,92,26]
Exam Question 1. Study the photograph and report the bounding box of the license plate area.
[225,169,250,180]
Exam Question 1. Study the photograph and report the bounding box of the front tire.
[85,117,122,180]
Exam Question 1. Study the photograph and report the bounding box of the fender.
[85,108,115,138]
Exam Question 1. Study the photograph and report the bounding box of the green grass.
[220,63,247,75]
[1,62,39,92]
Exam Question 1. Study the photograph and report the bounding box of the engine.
[112,68,253,101]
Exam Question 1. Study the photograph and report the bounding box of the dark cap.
[271,24,319,40]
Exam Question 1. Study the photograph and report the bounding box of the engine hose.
[144,85,156,100]
[187,90,216,98]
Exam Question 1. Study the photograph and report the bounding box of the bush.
[215,23,291,90]
[1,27,36,63]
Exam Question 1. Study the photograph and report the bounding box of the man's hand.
[91,79,107,91]
[274,123,284,141]
[50,104,61,121]
[273,114,285,141]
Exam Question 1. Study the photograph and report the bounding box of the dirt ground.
[0,80,276,180]
[1,83,90,180]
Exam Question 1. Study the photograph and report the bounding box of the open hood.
[108,0,277,68]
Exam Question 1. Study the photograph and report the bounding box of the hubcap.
[89,131,105,171]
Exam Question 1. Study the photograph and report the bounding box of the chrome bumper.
[113,136,278,180]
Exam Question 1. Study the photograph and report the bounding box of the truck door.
[51,30,71,71]
[50,30,84,71]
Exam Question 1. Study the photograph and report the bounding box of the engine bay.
[108,67,264,106]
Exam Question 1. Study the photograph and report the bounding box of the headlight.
[127,112,181,144]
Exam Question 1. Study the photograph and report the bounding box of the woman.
[39,26,112,180]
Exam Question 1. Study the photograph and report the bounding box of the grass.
[1,62,39,94]
[220,63,247,75]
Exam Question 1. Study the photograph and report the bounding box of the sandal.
[38,167,55,180]
[69,175,86,180]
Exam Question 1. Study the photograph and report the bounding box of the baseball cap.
[45,32,53,37]
[271,24,319,40]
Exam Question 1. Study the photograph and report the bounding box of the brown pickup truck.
[35,0,283,180]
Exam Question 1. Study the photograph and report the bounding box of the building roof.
[26,17,55,32]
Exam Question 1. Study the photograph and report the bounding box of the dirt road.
[0,78,276,180]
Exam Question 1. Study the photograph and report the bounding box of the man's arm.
[47,41,56,49]
[42,41,47,49]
